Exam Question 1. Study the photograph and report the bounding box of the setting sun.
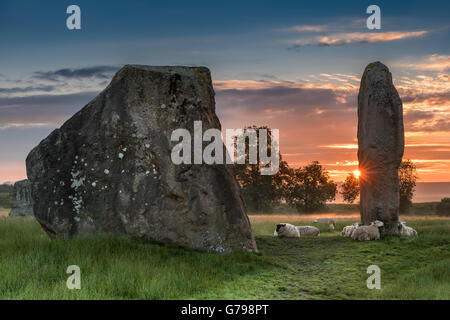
[353,170,361,179]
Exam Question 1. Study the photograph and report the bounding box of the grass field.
[0,215,449,300]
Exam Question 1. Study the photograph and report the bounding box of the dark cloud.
[288,40,369,51]
[216,86,354,115]
[33,66,119,81]
[287,44,309,52]
[0,85,55,94]
[404,110,435,123]
[408,118,450,132]
[0,92,98,126]
[401,92,450,105]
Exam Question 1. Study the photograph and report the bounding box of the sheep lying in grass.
[399,221,418,237]
[296,226,320,237]
[351,220,384,241]
[274,223,300,238]
[314,218,336,230]
[341,223,361,237]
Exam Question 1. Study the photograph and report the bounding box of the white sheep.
[399,221,418,237]
[351,220,384,241]
[296,226,320,236]
[314,217,336,230]
[341,222,361,237]
[274,223,300,238]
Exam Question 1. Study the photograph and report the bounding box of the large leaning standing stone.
[358,62,404,236]
[26,65,257,253]
[9,179,34,216]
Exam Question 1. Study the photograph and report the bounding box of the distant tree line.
[0,184,13,193]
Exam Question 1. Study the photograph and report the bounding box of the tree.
[286,161,337,213]
[437,198,450,216]
[340,173,360,203]
[234,126,291,212]
[399,159,418,214]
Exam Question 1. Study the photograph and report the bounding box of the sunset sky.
[0,0,449,183]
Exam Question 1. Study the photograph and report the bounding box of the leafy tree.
[234,126,291,212]
[399,159,418,214]
[340,173,360,203]
[286,161,337,213]
[437,198,450,216]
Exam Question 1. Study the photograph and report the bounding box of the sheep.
[296,226,320,237]
[314,217,336,230]
[274,223,300,238]
[351,220,384,241]
[341,222,361,237]
[398,221,418,237]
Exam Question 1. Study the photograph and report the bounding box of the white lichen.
[70,171,85,190]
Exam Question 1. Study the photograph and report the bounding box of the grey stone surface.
[357,62,404,236]
[26,65,257,253]
[9,179,34,216]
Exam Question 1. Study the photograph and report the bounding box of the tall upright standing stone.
[9,179,34,216]
[26,65,257,253]
[357,62,404,235]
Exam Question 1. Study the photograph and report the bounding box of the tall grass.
[0,217,270,299]
[0,216,449,299]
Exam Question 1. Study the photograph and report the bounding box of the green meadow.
[0,215,449,299]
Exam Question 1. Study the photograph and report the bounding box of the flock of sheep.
[274,219,418,240]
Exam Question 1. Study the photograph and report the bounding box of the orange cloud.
[395,54,450,71]
[290,30,428,47]
[283,25,327,32]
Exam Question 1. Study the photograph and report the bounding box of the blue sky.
[0,0,449,183]
[1,0,448,77]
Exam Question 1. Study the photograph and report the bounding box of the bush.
[437,198,450,216]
